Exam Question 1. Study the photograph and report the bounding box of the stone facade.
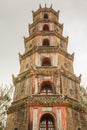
[6,5,87,130]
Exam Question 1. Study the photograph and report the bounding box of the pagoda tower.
[6,5,87,130]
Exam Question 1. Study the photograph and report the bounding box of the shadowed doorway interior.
[40,114,55,130]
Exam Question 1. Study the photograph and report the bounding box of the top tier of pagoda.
[18,5,75,75]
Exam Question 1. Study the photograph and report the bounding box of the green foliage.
[0,84,14,130]
[80,86,87,106]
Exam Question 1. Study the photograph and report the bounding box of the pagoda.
[6,5,87,130]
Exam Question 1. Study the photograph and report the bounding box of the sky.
[0,0,87,87]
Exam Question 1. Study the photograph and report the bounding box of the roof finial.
[58,10,60,13]
[72,52,75,58]
[50,4,52,8]
[79,74,82,81]
[32,11,34,14]
[39,4,41,8]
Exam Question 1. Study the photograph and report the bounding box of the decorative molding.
[24,30,67,43]
[7,94,87,115]
[33,6,59,20]
[20,46,73,61]
[29,18,63,29]
[13,67,80,85]
[61,67,81,83]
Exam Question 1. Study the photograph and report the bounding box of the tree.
[0,84,14,130]
[80,86,87,107]
[80,86,87,124]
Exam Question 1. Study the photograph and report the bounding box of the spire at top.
[50,4,52,8]
[45,4,47,8]
[39,4,41,9]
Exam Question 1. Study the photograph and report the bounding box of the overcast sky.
[0,0,87,87]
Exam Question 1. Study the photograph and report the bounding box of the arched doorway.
[40,114,55,130]
[14,128,18,130]
[78,128,81,130]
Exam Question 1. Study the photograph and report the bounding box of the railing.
[8,94,87,114]
[35,45,59,50]
[28,94,79,106]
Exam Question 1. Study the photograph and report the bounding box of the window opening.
[43,24,49,31]
[43,39,50,46]
[42,58,51,66]
[41,81,52,94]
[44,14,48,19]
